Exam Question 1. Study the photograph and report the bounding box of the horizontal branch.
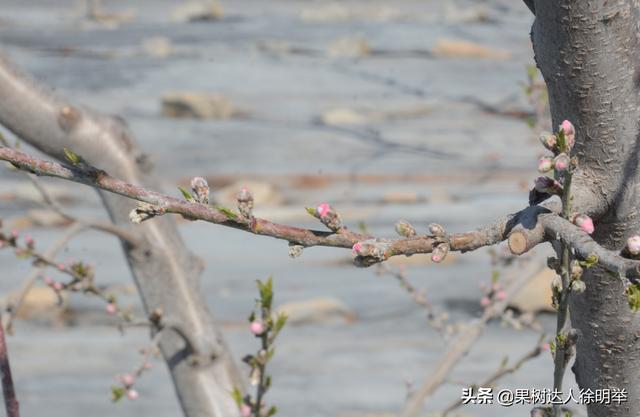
[1,146,639,280]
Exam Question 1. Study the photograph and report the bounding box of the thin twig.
[2,222,87,333]
[442,334,546,415]
[400,259,541,417]
[0,312,19,417]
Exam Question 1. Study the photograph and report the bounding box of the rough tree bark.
[0,53,243,417]
[531,1,640,416]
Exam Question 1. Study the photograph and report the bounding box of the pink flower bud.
[431,243,449,264]
[126,389,139,400]
[573,214,594,234]
[120,373,136,386]
[57,263,66,271]
[496,290,507,301]
[480,296,490,307]
[537,156,553,173]
[553,153,570,171]
[627,235,640,255]
[53,282,63,292]
[24,234,33,246]
[315,203,342,231]
[352,242,362,254]
[10,230,18,238]
[106,303,117,315]
[316,203,330,218]
[43,276,54,286]
[351,239,388,262]
[240,404,252,417]
[560,119,575,149]
[542,343,550,351]
[250,320,265,335]
[491,282,501,292]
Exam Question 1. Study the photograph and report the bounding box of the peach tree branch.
[1,145,639,283]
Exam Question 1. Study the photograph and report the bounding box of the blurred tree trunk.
[0,53,243,417]
[532,1,640,416]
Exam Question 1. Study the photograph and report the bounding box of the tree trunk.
[0,53,243,417]
[532,2,640,416]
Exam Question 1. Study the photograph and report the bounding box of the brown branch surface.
[2,146,639,282]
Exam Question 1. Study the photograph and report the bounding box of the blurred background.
[0,1,577,416]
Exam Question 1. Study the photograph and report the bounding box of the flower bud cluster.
[479,280,507,307]
[352,239,390,262]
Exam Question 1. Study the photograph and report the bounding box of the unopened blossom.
[480,296,490,307]
[571,261,583,280]
[573,214,594,235]
[560,119,575,150]
[240,404,252,417]
[106,303,117,315]
[428,223,446,237]
[352,239,388,261]
[126,389,139,400]
[249,367,260,386]
[52,282,64,292]
[120,373,136,386]
[395,220,417,237]
[190,176,210,204]
[315,203,343,231]
[553,153,570,171]
[495,290,507,301]
[537,156,553,173]
[237,187,254,218]
[431,243,449,263]
[539,132,557,151]
[250,320,265,335]
[627,235,640,255]
[43,276,54,286]
[571,280,586,293]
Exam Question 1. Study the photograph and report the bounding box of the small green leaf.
[305,207,318,218]
[526,65,537,81]
[63,148,82,165]
[111,386,126,402]
[267,406,278,416]
[178,186,195,202]
[274,312,288,334]
[626,284,640,312]
[215,206,238,220]
[257,277,274,310]
[230,387,243,407]
[579,253,599,269]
